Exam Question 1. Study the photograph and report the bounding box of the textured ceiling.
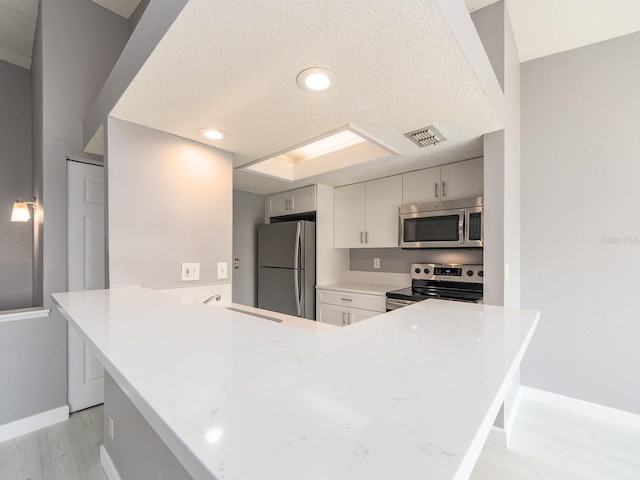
[508,0,640,62]
[0,0,38,69]
[111,0,502,194]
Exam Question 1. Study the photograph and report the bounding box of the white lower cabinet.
[316,288,385,327]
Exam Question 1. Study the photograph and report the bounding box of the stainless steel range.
[386,263,483,311]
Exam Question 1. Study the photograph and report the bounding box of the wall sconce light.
[11,197,37,222]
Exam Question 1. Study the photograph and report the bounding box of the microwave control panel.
[468,212,482,241]
[410,263,484,283]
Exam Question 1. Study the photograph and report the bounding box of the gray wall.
[103,373,191,480]
[107,118,233,289]
[1,0,128,427]
[471,1,521,307]
[0,60,32,311]
[350,248,483,273]
[469,1,504,91]
[232,190,265,306]
[520,32,640,414]
[35,0,128,307]
[0,310,66,424]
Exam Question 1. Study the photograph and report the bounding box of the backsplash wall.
[350,248,483,273]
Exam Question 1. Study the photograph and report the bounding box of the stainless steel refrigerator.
[257,221,316,320]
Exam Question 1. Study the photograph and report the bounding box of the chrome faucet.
[203,294,221,304]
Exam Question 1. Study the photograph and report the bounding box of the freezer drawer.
[258,267,314,319]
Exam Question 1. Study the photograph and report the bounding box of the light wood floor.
[0,405,107,480]
[1,398,639,479]
[471,398,640,479]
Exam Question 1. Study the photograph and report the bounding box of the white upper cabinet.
[267,185,316,217]
[402,158,483,205]
[334,175,402,248]
[402,166,441,205]
[365,175,403,248]
[333,183,366,248]
[440,158,484,201]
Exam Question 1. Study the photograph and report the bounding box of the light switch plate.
[182,263,200,281]
[217,262,228,279]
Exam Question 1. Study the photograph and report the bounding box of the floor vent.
[405,126,446,147]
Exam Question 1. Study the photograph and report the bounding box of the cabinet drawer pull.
[340,298,353,302]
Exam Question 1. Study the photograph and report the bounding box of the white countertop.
[316,282,406,296]
[52,287,539,480]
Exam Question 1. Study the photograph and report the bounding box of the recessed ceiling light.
[198,128,225,140]
[296,68,337,92]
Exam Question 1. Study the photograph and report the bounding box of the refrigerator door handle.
[294,222,301,316]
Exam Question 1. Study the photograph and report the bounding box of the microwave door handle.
[458,210,465,245]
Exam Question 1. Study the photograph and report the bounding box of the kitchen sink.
[224,307,283,323]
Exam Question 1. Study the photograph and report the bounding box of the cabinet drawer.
[316,289,385,312]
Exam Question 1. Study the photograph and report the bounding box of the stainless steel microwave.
[399,197,483,248]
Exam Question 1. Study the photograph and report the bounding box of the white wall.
[107,118,233,289]
[232,190,265,306]
[520,32,640,414]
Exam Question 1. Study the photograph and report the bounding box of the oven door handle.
[386,298,417,310]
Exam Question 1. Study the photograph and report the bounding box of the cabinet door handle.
[365,231,369,243]
[435,182,439,198]
[442,181,446,197]
[360,231,364,243]
[349,313,354,325]
[285,199,289,210]
[290,196,294,210]
[342,312,347,326]
[340,298,353,302]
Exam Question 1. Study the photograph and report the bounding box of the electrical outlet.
[181,263,200,281]
[374,258,381,269]
[108,414,114,440]
[217,262,228,279]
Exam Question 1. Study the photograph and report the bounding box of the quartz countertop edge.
[52,287,539,480]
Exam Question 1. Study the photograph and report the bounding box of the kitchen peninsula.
[53,287,538,480]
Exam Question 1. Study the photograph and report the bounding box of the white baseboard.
[100,445,123,480]
[521,386,640,432]
[487,388,522,448]
[0,405,69,443]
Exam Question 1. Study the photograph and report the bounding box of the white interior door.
[67,160,105,412]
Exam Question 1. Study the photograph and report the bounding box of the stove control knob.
[466,270,474,277]
[478,270,484,277]
[423,268,430,275]
[414,268,421,274]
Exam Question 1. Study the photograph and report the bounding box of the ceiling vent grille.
[404,126,446,147]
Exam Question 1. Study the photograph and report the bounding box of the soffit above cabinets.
[90,0,143,20]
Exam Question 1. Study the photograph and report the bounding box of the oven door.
[399,208,465,248]
[386,298,416,311]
